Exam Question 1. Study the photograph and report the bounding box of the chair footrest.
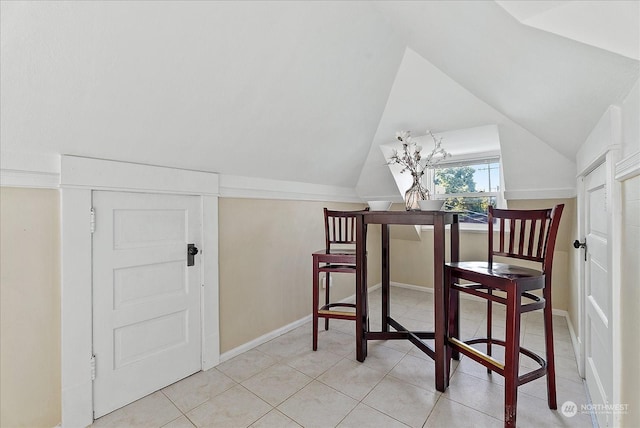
[317,309,356,318]
[449,337,548,385]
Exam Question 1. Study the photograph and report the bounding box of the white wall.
[574,76,639,427]
[357,47,577,201]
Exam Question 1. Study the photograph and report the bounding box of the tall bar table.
[354,210,459,392]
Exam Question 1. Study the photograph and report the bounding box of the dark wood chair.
[445,204,564,428]
[312,208,365,351]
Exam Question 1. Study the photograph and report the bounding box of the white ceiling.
[1,1,638,194]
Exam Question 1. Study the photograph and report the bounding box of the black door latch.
[187,244,199,266]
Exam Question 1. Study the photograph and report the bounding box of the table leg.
[450,216,460,362]
[382,224,390,332]
[356,214,367,361]
[434,215,446,392]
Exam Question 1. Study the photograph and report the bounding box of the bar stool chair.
[312,208,365,351]
[445,204,564,428]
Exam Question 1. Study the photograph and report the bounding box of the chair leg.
[543,284,558,409]
[313,262,319,351]
[487,289,493,374]
[504,284,522,428]
[324,273,330,331]
[445,269,458,387]
[449,277,460,361]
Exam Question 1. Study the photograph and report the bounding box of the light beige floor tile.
[369,338,414,354]
[522,334,576,359]
[454,355,505,386]
[285,348,343,378]
[162,368,236,413]
[257,329,310,361]
[404,306,434,322]
[91,285,593,428]
[216,349,277,382]
[91,391,181,428]
[388,353,438,392]
[318,358,386,400]
[348,341,406,374]
[323,318,357,335]
[424,397,502,428]
[161,415,196,428]
[242,363,313,406]
[337,403,410,428]
[519,375,588,407]
[521,353,581,382]
[362,376,440,428]
[407,344,437,361]
[186,384,271,428]
[278,380,358,428]
[314,329,357,357]
[250,409,301,428]
[392,315,434,333]
[444,371,505,420]
[516,391,594,428]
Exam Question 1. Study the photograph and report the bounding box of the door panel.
[584,163,612,427]
[93,191,201,418]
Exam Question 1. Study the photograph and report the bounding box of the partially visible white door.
[584,163,613,428]
[92,191,202,418]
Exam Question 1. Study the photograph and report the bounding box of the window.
[426,158,503,224]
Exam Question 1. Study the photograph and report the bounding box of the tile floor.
[92,286,595,428]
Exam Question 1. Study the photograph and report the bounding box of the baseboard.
[565,312,584,377]
[219,315,312,363]
[218,282,381,364]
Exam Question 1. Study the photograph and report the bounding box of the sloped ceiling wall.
[356,48,577,200]
[1,1,638,197]
[0,1,404,187]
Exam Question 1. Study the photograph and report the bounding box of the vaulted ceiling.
[1,1,638,196]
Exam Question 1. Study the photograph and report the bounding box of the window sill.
[420,222,500,233]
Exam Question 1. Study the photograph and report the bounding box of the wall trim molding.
[219,174,362,203]
[615,150,640,181]
[61,155,219,195]
[0,169,60,189]
[0,151,60,188]
[503,187,576,200]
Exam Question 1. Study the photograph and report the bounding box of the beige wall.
[507,198,576,312]
[0,187,61,428]
[218,198,380,353]
[621,175,640,427]
[387,198,575,311]
[0,189,583,427]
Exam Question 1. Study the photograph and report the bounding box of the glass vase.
[405,172,430,210]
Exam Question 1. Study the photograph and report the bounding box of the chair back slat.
[324,208,360,250]
[488,205,564,272]
[509,218,516,254]
[499,218,505,253]
[527,219,537,257]
[536,217,548,259]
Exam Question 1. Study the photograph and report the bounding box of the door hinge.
[90,355,96,380]
[90,208,96,234]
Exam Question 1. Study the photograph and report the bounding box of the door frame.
[60,156,220,428]
[576,108,623,425]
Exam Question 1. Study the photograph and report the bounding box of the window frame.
[422,157,505,229]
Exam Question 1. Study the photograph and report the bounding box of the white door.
[583,163,613,427]
[92,191,202,418]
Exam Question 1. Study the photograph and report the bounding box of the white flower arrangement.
[387,130,450,177]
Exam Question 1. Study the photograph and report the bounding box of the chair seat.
[313,248,357,255]
[446,261,543,281]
